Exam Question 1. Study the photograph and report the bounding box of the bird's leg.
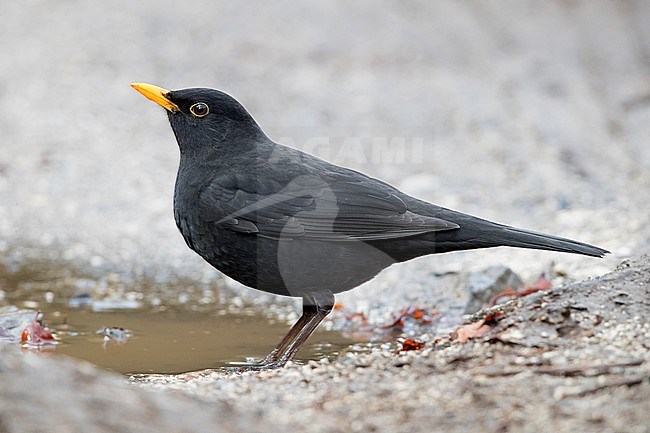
[236,291,335,371]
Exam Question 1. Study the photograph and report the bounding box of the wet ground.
[0,257,528,375]
[1,1,649,432]
[0,262,355,374]
[16,304,353,374]
[1,256,648,433]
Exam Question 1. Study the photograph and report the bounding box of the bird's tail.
[493,225,609,257]
[404,207,609,259]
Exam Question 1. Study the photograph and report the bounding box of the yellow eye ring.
[190,102,209,118]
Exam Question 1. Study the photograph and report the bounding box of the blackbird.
[131,83,608,369]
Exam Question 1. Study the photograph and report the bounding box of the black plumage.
[132,83,608,369]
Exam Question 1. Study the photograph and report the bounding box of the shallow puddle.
[0,261,355,375]
[26,303,354,374]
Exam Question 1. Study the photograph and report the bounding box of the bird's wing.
[198,173,459,241]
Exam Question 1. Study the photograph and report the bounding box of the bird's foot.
[224,362,281,373]
[223,351,287,372]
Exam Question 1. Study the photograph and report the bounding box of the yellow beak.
[130,83,179,113]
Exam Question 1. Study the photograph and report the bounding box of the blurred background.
[1,2,649,428]
[0,0,648,293]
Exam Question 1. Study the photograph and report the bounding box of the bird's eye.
[190,102,209,118]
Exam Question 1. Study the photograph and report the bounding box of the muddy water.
[29,303,353,374]
[0,261,354,374]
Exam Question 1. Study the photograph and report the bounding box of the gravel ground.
[135,257,650,433]
[0,1,649,432]
[1,256,648,433]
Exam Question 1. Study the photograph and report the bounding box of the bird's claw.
[222,350,288,372]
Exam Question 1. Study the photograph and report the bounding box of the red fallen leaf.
[381,306,439,330]
[398,338,426,352]
[382,317,404,329]
[335,305,439,340]
[450,320,491,343]
[488,276,553,307]
[332,305,374,339]
[483,312,504,324]
[21,312,56,346]
[450,311,505,343]
[411,309,426,320]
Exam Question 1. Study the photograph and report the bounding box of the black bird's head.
[131,83,266,154]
